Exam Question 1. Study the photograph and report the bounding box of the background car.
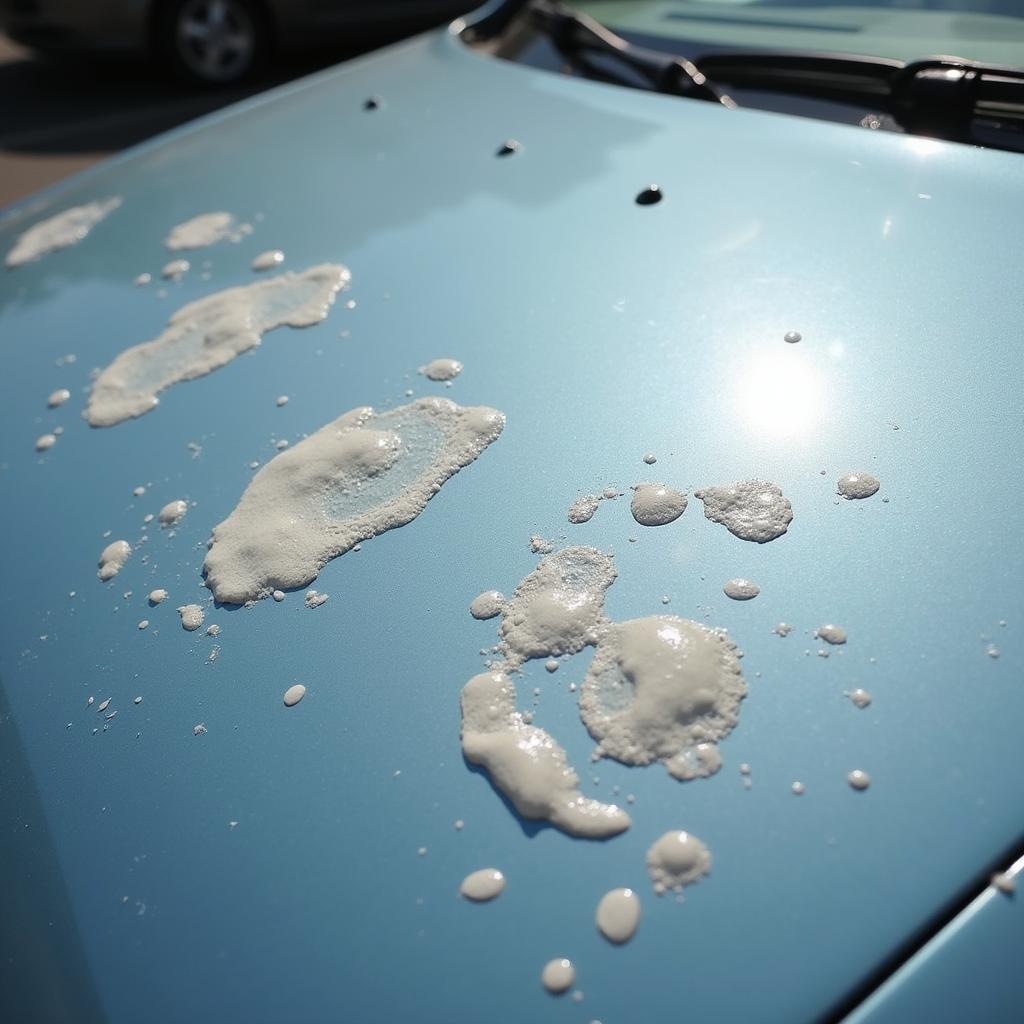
[0,0,472,84]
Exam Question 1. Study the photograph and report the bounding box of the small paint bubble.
[991,872,1016,895]
[784,331,802,344]
[496,139,520,157]
[848,769,870,791]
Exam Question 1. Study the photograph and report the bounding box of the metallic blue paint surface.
[1,19,1022,1024]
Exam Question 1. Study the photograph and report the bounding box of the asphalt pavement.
[0,33,371,209]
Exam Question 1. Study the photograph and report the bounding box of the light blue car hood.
[1,19,1022,1024]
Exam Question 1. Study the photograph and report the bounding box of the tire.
[156,0,269,87]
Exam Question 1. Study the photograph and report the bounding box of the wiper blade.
[693,51,1024,142]
[529,0,736,109]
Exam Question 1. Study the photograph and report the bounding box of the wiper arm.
[529,0,736,109]
[693,51,1024,142]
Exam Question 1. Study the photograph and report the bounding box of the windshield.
[572,0,1024,67]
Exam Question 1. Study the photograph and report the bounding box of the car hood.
[1,19,1022,1024]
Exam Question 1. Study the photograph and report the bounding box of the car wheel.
[158,0,268,87]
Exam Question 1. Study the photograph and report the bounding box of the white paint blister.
[178,604,204,631]
[837,473,880,499]
[204,398,505,603]
[419,358,463,381]
[579,616,746,781]
[695,480,793,542]
[252,250,285,271]
[723,578,759,601]
[470,590,505,620]
[497,547,616,668]
[283,684,306,707]
[630,483,687,526]
[98,540,131,581]
[158,500,188,527]
[86,264,351,426]
[6,198,121,267]
[460,671,630,839]
[541,959,575,994]
[596,888,641,944]
[646,830,711,894]
[460,868,506,902]
[165,212,234,250]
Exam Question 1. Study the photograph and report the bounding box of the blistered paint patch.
[646,830,711,894]
[815,624,847,645]
[98,540,131,581]
[498,547,617,669]
[178,604,204,631]
[630,483,687,527]
[252,250,285,271]
[541,959,575,994]
[304,590,328,609]
[86,264,350,426]
[283,684,306,707]
[773,623,793,637]
[695,480,793,542]
[460,868,506,902]
[460,670,630,839]
[568,495,600,524]
[204,398,505,603]
[723,578,759,601]
[161,259,190,279]
[837,473,880,499]
[470,590,505,620]
[158,500,187,527]
[579,616,746,781]
[420,358,463,381]
[148,588,168,605]
[596,888,641,944]
[6,198,121,267]
[165,212,234,250]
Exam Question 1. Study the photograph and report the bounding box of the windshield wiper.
[524,0,1024,146]
[694,51,1024,143]
[529,0,736,109]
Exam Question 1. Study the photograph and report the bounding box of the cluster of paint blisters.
[10,191,911,1016]
[457,452,893,999]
